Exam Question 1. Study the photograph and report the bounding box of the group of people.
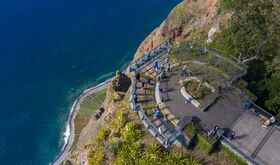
[155,105,168,135]
[207,125,220,137]
[206,125,235,140]
[134,51,172,135]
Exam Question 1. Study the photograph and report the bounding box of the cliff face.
[65,1,233,164]
[133,0,230,60]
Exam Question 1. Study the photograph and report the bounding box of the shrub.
[112,110,128,129]
[185,156,201,165]
[104,141,122,155]
[222,145,247,165]
[88,146,105,165]
[184,121,198,137]
[140,143,161,164]
[97,128,110,141]
[113,142,143,165]
[197,134,213,154]
[185,80,211,100]
[121,122,142,142]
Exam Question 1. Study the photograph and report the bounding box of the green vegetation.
[184,121,198,137]
[145,89,154,95]
[185,80,211,100]
[196,134,213,154]
[184,122,219,155]
[173,3,187,28]
[96,128,110,141]
[121,122,142,142]
[213,0,280,118]
[86,100,201,165]
[170,47,208,62]
[222,145,247,165]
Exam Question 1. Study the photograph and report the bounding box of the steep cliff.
[133,0,230,60]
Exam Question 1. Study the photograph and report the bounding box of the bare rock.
[111,70,131,102]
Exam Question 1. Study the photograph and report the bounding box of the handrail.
[252,103,276,121]
[221,136,258,165]
[129,41,170,71]
[138,105,170,147]
[131,40,169,65]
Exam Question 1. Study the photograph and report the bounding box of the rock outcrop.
[111,70,131,102]
[133,0,230,60]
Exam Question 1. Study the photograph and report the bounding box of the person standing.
[136,72,140,81]
[163,114,168,123]
[158,127,162,134]
[229,131,235,140]
[133,93,138,104]
[141,81,145,90]
[153,60,159,69]
[147,77,151,84]
[158,85,163,92]
[146,51,151,60]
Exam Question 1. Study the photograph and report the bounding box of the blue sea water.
[0,0,180,164]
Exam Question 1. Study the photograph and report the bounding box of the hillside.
[61,0,280,164]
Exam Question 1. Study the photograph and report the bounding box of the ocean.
[0,0,180,164]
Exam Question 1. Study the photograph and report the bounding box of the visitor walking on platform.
[155,105,160,111]
[185,98,192,104]
[153,60,159,69]
[133,93,138,104]
[155,109,161,119]
[136,72,140,81]
[163,114,168,123]
[181,65,187,76]
[229,131,235,140]
[147,77,151,84]
[166,63,170,72]
[158,85,163,92]
[214,125,220,132]
[141,81,145,90]
[158,127,162,134]
[146,51,151,60]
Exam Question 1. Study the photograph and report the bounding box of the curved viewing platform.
[129,42,280,165]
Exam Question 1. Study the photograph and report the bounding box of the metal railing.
[129,41,170,71]
[221,136,258,165]
[137,106,170,148]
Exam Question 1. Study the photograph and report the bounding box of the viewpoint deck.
[129,42,280,165]
[161,69,246,131]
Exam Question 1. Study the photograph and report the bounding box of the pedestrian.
[136,72,140,81]
[155,109,161,119]
[153,60,159,69]
[141,81,145,90]
[163,114,168,123]
[157,75,161,82]
[158,127,162,134]
[155,105,160,111]
[214,125,219,132]
[133,93,138,104]
[166,63,170,72]
[229,131,235,140]
[181,65,187,76]
[146,51,151,60]
[185,98,192,104]
[147,77,151,84]
[158,85,163,92]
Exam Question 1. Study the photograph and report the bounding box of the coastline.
[52,78,112,165]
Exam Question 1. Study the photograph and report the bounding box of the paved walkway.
[130,42,280,164]
[230,109,280,165]
[159,64,280,165]
[161,66,246,131]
